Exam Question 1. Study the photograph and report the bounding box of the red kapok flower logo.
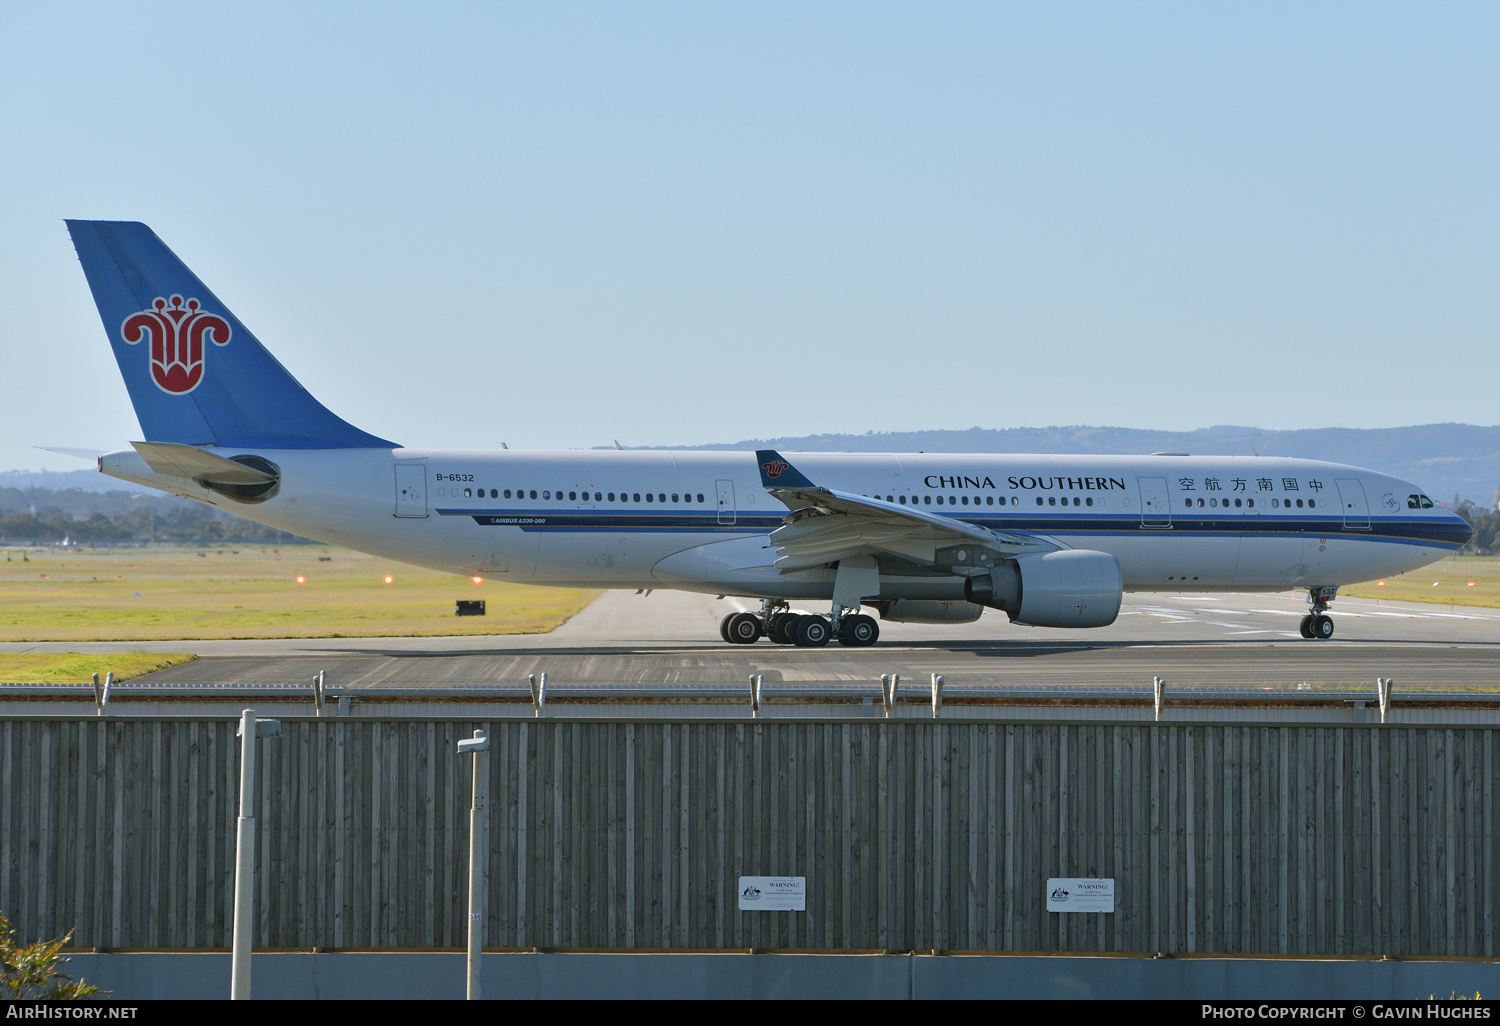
[121,295,231,395]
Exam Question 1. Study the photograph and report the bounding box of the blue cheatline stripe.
[433,508,1467,548]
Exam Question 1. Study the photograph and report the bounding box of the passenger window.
[1184,499,1192,508]
[543,491,551,500]
[1272,499,1279,508]
[987,496,994,506]
[646,493,653,502]
[923,495,931,505]
[1209,498,1217,508]
[504,489,511,499]
[1296,499,1304,508]
[464,488,472,498]
[595,492,602,501]
[569,491,576,500]
[1247,499,1254,508]
[950,496,956,505]
[529,490,537,499]
[1086,497,1093,507]
[633,493,641,502]
[671,494,679,502]
[1048,496,1056,506]
[1036,497,1044,506]
[659,494,666,503]
[936,496,944,505]
[1234,498,1241,508]
[1197,498,1205,508]
[960,496,969,506]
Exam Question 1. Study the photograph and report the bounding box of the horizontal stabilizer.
[36,446,105,461]
[130,441,276,484]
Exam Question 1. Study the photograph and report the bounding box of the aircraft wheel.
[726,611,763,644]
[1298,616,1315,640]
[1313,614,1334,640]
[768,612,799,645]
[838,614,880,647]
[794,615,831,647]
[719,613,735,643]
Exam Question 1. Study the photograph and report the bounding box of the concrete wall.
[61,951,1500,1001]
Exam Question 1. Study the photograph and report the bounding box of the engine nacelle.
[871,599,984,624]
[963,550,1123,628]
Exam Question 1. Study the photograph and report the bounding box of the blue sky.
[2,2,1496,469]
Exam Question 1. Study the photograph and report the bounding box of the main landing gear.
[720,599,881,647]
[1299,586,1338,641]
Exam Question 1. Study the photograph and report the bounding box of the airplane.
[60,220,1473,646]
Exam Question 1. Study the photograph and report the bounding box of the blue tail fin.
[66,220,397,449]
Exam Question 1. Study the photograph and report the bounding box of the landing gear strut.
[1299,586,1337,641]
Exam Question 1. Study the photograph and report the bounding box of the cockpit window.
[1420,495,1434,509]
[1407,495,1421,509]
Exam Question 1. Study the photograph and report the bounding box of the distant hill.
[0,468,153,494]
[650,424,1500,508]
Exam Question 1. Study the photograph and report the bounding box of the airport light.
[231,708,280,1001]
[384,575,394,584]
[295,575,305,584]
[472,576,483,585]
[457,729,490,1000]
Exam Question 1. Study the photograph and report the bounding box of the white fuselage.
[99,448,1468,607]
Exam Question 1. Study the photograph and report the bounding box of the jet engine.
[963,549,1123,628]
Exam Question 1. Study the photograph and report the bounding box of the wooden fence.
[0,717,1494,955]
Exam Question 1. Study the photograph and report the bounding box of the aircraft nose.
[1453,511,1476,548]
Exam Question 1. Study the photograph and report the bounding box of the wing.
[753,449,1049,572]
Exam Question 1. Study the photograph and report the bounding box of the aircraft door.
[716,479,736,525]
[1335,478,1371,530]
[395,464,428,518]
[1138,476,1171,528]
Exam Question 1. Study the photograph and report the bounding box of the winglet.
[754,450,817,489]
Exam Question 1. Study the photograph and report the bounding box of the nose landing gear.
[1299,586,1338,640]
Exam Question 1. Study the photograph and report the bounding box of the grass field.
[0,652,198,684]
[1342,554,1500,609]
[0,545,599,642]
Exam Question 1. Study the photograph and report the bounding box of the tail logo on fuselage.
[120,295,231,395]
[761,459,790,479]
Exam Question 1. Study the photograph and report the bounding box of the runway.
[6,588,1496,692]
